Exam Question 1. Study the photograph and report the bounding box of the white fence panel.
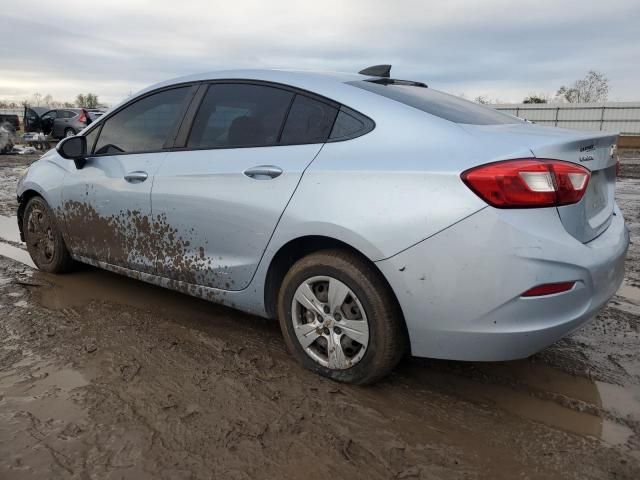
[492,102,640,134]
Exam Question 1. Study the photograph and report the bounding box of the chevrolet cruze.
[16,66,629,384]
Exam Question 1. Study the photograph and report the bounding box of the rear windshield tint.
[348,81,520,125]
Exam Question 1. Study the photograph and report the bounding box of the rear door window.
[187,83,293,149]
[280,95,338,144]
[41,111,56,122]
[349,81,520,125]
[94,87,190,155]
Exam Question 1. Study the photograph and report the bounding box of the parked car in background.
[0,113,20,131]
[23,107,94,139]
[87,109,106,122]
[16,66,629,384]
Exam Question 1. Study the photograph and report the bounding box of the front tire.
[278,249,406,385]
[64,128,76,138]
[23,196,74,273]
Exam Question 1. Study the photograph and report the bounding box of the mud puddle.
[33,265,640,444]
[0,353,90,479]
[618,281,640,304]
[397,360,639,447]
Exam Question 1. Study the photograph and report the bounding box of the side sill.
[72,254,239,309]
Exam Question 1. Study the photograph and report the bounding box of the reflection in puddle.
[0,242,34,268]
[35,266,234,323]
[0,215,20,244]
[617,281,640,304]
[399,360,639,447]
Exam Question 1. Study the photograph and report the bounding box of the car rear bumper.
[376,204,629,361]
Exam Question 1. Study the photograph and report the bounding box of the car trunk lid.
[462,123,618,243]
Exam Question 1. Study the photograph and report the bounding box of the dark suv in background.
[0,114,20,131]
[24,107,96,139]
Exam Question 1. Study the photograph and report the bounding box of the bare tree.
[556,71,609,103]
[75,93,101,108]
[474,95,491,105]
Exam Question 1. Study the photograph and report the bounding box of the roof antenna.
[358,65,391,78]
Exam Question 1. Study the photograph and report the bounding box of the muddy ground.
[0,152,639,480]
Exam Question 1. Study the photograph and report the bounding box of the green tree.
[523,95,547,104]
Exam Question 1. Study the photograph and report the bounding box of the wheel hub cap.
[291,275,370,370]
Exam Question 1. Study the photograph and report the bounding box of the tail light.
[78,109,88,124]
[521,282,575,297]
[461,159,590,208]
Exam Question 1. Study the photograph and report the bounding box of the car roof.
[126,69,380,110]
[151,69,373,89]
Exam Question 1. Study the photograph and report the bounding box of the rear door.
[61,85,195,272]
[152,83,338,289]
[53,110,68,138]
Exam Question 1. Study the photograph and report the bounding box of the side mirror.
[56,135,87,169]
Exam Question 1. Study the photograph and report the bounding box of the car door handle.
[243,165,283,180]
[124,171,148,183]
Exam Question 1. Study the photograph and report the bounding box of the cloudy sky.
[2,0,639,106]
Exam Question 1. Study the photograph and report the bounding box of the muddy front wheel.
[23,196,74,273]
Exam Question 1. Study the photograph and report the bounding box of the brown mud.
[0,153,639,479]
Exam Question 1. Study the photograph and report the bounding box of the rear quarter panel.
[268,105,531,261]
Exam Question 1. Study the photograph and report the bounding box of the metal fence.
[491,102,640,135]
[0,108,23,117]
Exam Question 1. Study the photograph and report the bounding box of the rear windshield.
[348,81,520,125]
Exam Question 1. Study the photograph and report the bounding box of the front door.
[152,83,339,290]
[61,85,193,272]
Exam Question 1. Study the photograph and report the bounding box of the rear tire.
[64,128,76,138]
[278,249,406,385]
[23,196,74,273]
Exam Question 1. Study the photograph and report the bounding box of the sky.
[1,0,639,106]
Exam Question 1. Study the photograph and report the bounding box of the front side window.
[41,111,56,122]
[94,87,190,155]
[187,84,294,149]
[280,95,338,144]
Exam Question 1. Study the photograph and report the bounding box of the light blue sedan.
[16,66,629,384]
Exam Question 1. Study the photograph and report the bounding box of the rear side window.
[188,84,294,149]
[94,87,190,155]
[349,81,519,125]
[280,95,338,144]
[330,110,366,140]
